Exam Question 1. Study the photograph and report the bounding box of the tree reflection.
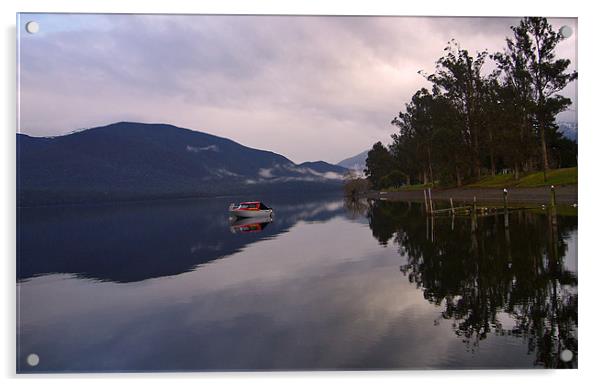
[343,196,370,220]
[360,200,577,368]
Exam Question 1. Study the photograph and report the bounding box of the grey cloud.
[18,14,577,163]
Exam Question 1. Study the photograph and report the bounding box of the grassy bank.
[467,167,577,188]
[388,167,577,191]
[387,183,434,192]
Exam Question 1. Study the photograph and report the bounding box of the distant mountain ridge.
[557,121,578,142]
[337,150,369,173]
[17,122,347,205]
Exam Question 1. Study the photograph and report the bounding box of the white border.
[2,1,601,386]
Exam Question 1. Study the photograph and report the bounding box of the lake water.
[16,194,578,372]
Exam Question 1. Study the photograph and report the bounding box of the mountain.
[298,161,349,176]
[557,121,578,142]
[17,122,347,205]
[337,150,369,173]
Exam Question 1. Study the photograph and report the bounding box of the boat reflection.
[229,215,273,234]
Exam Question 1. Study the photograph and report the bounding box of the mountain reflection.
[17,194,345,283]
[357,199,578,369]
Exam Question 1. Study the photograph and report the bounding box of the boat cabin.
[237,202,271,210]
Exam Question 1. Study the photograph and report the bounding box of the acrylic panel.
[16,13,578,373]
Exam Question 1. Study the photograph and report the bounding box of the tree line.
[365,17,577,189]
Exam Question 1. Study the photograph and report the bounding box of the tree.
[382,170,407,189]
[391,74,480,187]
[392,89,438,185]
[429,93,468,186]
[384,17,576,188]
[390,112,419,185]
[494,17,577,180]
[549,134,577,168]
[343,173,370,197]
[364,142,395,189]
[424,40,488,180]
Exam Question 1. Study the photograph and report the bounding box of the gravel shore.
[365,185,578,205]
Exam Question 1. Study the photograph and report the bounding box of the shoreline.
[364,185,578,205]
[16,190,344,209]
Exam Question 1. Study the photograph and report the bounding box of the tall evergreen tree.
[494,17,577,180]
[364,141,395,189]
[424,40,488,180]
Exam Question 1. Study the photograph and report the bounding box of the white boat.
[229,201,273,218]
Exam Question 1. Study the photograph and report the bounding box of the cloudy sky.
[17,14,577,164]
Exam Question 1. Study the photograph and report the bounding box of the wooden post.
[423,189,429,214]
[431,213,435,242]
[503,188,509,229]
[550,185,557,227]
[505,225,512,267]
[471,196,478,232]
[449,196,455,231]
[428,188,434,215]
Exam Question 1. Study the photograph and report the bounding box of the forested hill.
[17,122,348,205]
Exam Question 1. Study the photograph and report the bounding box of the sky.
[17,14,577,164]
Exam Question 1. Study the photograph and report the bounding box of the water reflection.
[17,194,346,283]
[359,199,578,368]
[229,215,273,234]
[16,195,577,372]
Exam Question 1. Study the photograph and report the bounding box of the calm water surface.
[16,195,577,372]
